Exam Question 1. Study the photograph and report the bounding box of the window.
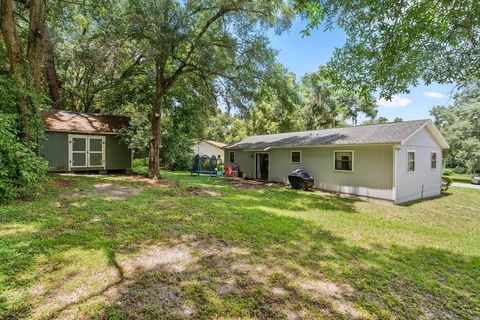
[291,151,301,163]
[229,151,235,163]
[431,152,437,169]
[334,151,353,171]
[407,151,415,172]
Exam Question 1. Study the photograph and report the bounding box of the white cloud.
[424,91,446,99]
[377,95,412,108]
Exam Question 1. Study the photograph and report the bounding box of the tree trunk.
[43,24,62,108]
[27,0,46,93]
[0,0,29,138]
[148,89,164,179]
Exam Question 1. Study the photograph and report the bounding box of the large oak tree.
[127,0,293,178]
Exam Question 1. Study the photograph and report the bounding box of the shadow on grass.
[0,173,479,319]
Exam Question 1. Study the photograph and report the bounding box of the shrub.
[0,115,47,203]
[442,168,453,176]
[454,166,467,174]
[441,176,452,192]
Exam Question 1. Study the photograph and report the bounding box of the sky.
[268,20,457,122]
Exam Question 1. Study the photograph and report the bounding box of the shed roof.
[226,119,449,150]
[204,140,227,148]
[41,110,129,134]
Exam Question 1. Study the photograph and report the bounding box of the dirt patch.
[123,245,197,275]
[61,183,144,200]
[50,178,77,188]
[228,178,279,189]
[185,187,224,197]
[120,175,172,188]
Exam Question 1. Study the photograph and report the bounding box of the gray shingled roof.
[226,119,430,150]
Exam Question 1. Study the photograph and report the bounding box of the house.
[192,140,226,160]
[40,110,132,173]
[224,119,449,204]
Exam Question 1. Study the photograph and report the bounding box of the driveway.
[452,182,480,190]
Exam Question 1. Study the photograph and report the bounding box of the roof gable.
[41,111,129,134]
[226,120,439,150]
[204,140,227,148]
[401,120,450,149]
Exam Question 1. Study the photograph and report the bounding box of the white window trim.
[407,150,415,173]
[333,150,354,172]
[68,134,106,171]
[430,151,438,170]
[229,151,235,163]
[290,150,302,164]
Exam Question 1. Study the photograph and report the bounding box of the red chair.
[224,165,232,177]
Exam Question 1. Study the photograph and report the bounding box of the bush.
[0,115,47,203]
[441,176,452,192]
[442,168,453,176]
[454,166,467,174]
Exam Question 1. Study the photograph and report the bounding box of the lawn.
[446,173,477,184]
[0,171,479,319]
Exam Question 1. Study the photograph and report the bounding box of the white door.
[69,135,105,170]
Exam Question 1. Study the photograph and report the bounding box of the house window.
[407,151,415,172]
[431,152,437,169]
[291,151,301,163]
[229,151,235,163]
[334,151,353,171]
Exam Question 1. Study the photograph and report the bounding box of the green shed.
[40,111,132,173]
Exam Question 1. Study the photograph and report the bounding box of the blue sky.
[268,20,457,121]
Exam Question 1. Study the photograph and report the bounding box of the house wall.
[192,141,224,159]
[226,144,395,200]
[394,127,443,204]
[40,132,131,172]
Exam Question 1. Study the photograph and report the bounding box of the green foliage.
[442,169,453,176]
[301,66,377,129]
[441,176,452,191]
[297,0,480,97]
[0,115,47,203]
[431,82,480,173]
[159,129,194,171]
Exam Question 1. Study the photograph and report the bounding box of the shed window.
[229,151,235,163]
[334,151,353,171]
[291,151,301,163]
[431,152,437,169]
[407,151,415,172]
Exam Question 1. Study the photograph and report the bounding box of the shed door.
[69,135,105,170]
[70,136,87,168]
[88,137,105,167]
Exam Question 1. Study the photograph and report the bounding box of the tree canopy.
[297,0,480,98]
[431,82,480,173]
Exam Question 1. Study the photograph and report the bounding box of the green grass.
[447,173,477,183]
[1,171,479,319]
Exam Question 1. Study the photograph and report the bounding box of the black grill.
[288,169,315,190]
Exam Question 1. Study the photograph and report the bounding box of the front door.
[69,135,105,170]
[255,153,269,180]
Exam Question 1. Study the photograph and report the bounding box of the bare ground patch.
[60,183,144,200]
[228,177,281,189]
[185,187,224,197]
[26,236,368,319]
[118,175,172,188]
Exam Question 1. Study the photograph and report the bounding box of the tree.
[431,82,480,173]
[47,0,142,113]
[127,0,293,178]
[297,0,480,98]
[301,66,376,129]
[1,0,47,144]
[249,63,303,135]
